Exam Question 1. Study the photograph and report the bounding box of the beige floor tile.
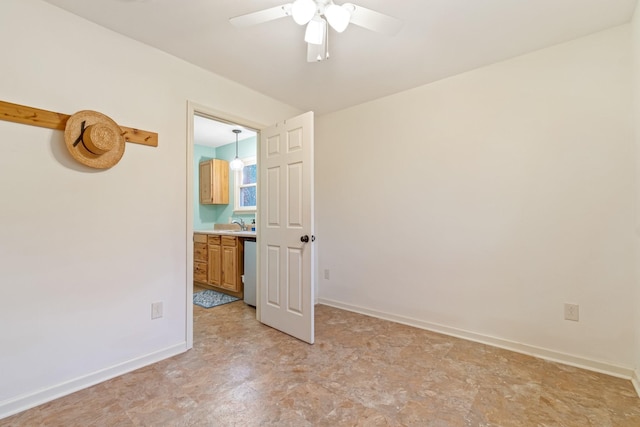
[1,301,639,426]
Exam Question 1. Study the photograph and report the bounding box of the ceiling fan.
[230,0,402,62]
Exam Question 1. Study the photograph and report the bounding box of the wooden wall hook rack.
[0,100,158,147]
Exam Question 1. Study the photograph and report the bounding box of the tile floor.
[2,300,639,426]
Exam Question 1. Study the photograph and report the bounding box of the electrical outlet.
[564,303,579,321]
[151,301,163,319]
[324,269,330,280]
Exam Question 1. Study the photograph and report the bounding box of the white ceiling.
[43,0,637,115]
[194,115,257,148]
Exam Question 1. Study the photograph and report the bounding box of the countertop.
[194,229,257,238]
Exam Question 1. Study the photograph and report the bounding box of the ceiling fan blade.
[345,3,403,36]
[230,4,291,28]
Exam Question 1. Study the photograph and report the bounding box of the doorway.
[186,101,264,348]
[187,103,316,347]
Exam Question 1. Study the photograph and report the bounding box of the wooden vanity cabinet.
[203,234,244,298]
[199,159,229,205]
[193,233,208,284]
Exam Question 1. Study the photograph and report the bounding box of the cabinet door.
[221,245,238,291]
[211,159,229,204]
[208,244,221,286]
[199,161,212,204]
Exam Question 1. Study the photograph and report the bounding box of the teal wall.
[194,136,257,231]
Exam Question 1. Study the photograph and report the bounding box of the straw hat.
[64,110,125,169]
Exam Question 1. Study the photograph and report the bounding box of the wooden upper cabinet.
[199,159,229,205]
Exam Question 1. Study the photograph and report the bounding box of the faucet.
[232,218,246,231]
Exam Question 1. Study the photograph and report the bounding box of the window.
[234,157,256,212]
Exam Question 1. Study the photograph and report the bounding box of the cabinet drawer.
[208,235,221,245]
[194,233,207,244]
[194,261,207,283]
[194,242,208,261]
[221,236,237,247]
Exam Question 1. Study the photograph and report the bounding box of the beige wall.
[316,25,635,374]
[0,0,299,417]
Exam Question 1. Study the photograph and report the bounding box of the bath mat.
[193,290,239,308]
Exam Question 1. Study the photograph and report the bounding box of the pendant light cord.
[230,129,244,171]
[233,129,241,157]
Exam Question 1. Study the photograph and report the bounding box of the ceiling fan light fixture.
[229,1,402,62]
[291,0,316,25]
[325,3,351,33]
[304,15,326,45]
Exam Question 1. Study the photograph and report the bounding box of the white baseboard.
[318,298,636,384]
[0,343,187,420]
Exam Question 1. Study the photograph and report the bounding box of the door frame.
[186,101,266,349]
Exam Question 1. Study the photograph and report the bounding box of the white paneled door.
[259,112,314,344]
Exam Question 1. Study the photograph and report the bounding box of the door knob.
[300,235,309,243]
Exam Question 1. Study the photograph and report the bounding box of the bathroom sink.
[211,224,255,235]
[218,229,256,235]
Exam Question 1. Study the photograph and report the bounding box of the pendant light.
[229,129,244,171]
